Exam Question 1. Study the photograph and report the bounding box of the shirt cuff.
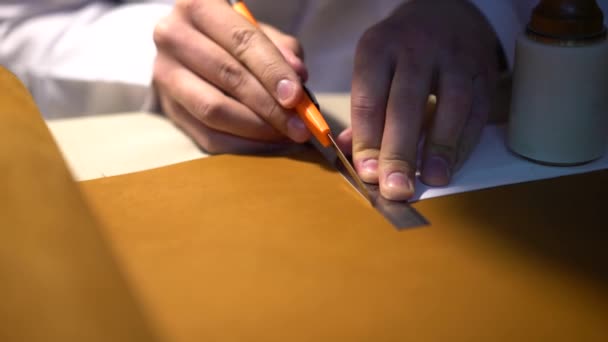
[468,0,526,69]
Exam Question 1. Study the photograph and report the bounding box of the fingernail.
[384,172,414,200]
[357,158,378,183]
[287,115,310,142]
[277,79,296,103]
[361,158,378,173]
[386,172,409,190]
[421,155,451,186]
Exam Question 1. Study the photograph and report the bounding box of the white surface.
[413,124,608,201]
[47,112,207,180]
[47,105,608,201]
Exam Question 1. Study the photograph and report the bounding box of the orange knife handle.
[295,94,331,147]
[230,0,259,26]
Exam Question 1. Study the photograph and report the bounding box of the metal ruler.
[334,156,429,230]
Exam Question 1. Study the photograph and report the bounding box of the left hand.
[338,0,500,200]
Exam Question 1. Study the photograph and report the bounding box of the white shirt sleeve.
[467,0,533,70]
[0,1,172,118]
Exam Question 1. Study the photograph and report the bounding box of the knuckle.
[380,153,416,174]
[352,143,380,157]
[357,24,414,62]
[152,16,174,48]
[191,124,227,155]
[231,27,258,59]
[201,137,224,154]
[261,99,287,131]
[409,27,434,45]
[427,140,458,163]
[174,0,188,11]
[175,0,198,14]
[258,59,285,84]
[193,98,222,124]
[218,61,246,90]
[358,27,384,51]
[356,27,395,64]
[351,95,384,121]
[202,101,227,125]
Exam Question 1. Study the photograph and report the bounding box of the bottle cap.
[527,0,606,43]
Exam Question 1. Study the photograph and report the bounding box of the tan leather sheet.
[2,66,607,341]
[0,68,157,341]
[80,150,608,341]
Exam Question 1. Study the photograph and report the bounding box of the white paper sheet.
[413,124,608,201]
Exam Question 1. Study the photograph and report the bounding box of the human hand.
[340,0,500,200]
[152,0,310,154]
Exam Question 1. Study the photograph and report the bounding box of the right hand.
[152,0,310,154]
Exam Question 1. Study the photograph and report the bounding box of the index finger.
[351,28,394,183]
[182,0,304,108]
